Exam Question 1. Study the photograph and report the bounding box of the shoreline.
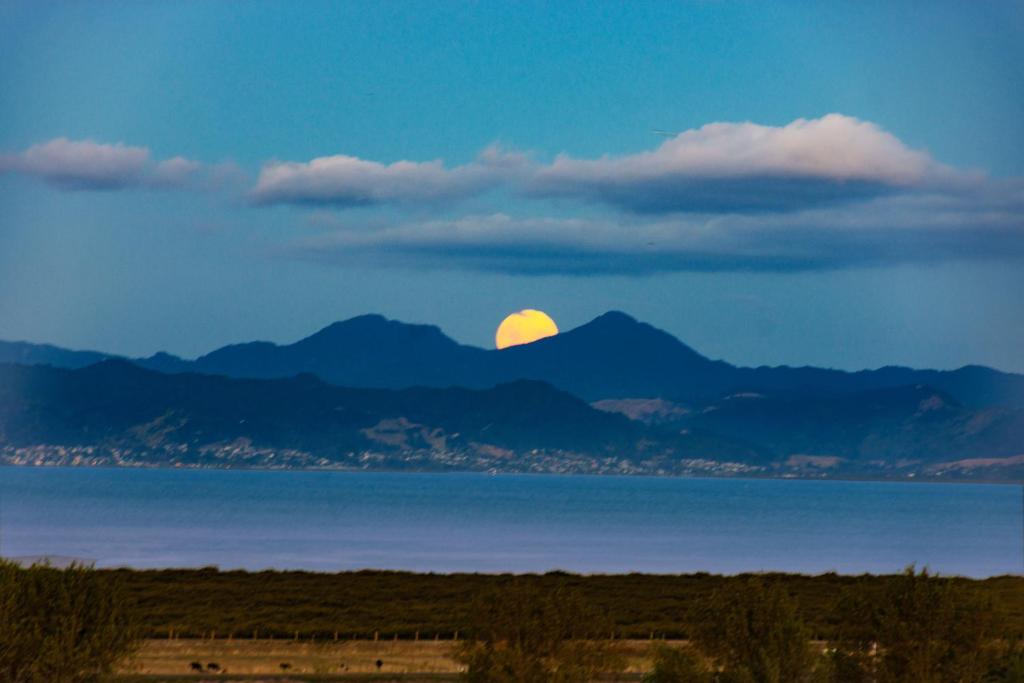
[2,460,1021,487]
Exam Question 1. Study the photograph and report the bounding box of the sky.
[1,1,1022,372]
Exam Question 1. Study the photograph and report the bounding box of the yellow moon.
[495,309,559,349]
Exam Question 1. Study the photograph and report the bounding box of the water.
[0,467,1020,577]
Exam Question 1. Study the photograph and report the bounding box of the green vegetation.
[108,568,1024,642]
[984,646,1024,682]
[641,568,1014,683]
[453,581,624,682]
[831,567,1001,683]
[5,565,1024,682]
[0,560,140,683]
[686,578,821,682]
[644,644,711,682]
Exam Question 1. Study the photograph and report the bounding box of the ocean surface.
[0,467,1020,577]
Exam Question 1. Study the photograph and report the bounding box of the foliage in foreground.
[453,580,624,683]
[832,566,999,683]
[2,563,1021,683]
[686,578,823,683]
[644,643,715,682]
[984,647,1024,682]
[102,568,1024,640]
[643,567,1012,683]
[0,560,139,683]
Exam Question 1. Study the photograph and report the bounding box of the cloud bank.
[5,116,1020,275]
[0,138,204,190]
[278,114,1020,274]
[290,186,1024,274]
[249,115,970,213]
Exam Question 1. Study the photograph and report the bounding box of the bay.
[0,467,1020,577]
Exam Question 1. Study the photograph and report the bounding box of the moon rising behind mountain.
[495,310,559,349]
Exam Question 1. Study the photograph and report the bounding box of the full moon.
[495,309,559,349]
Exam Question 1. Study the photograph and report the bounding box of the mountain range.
[1,312,1022,480]
[4,311,1023,408]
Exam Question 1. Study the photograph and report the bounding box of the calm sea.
[0,467,1020,577]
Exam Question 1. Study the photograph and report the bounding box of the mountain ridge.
[3,311,1023,408]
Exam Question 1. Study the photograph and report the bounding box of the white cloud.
[250,144,527,207]
[248,115,976,214]
[152,156,203,186]
[529,114,971,212]
[7,118,1018,275]
[0,138,204,190]
[15,138,150,189]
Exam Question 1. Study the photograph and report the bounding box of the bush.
[687,577,819,683]
[985,645,1024,682]
[644,642,712,682]
[0,560,139,683]
[832,566,997,683]
[453,579,624,682]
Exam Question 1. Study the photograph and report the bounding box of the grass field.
[113,638,660,681]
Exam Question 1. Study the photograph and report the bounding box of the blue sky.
[1,1,1022,372]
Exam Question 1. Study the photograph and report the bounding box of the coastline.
[2,460,1021,486]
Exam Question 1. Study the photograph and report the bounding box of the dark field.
[114,568,1024,641]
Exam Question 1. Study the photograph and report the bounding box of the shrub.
[984,645,1024,682]
[833,566,997,683]
[644,642,712,682]
[0,560,139,683]
[687,577,818,683]
[453,579,624,683]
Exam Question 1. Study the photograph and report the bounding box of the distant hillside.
[2,361,1021,480]
[0,339,114,369]
[4,311,1024,409]
[0,361,759,475]
[597,387,1024,479]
